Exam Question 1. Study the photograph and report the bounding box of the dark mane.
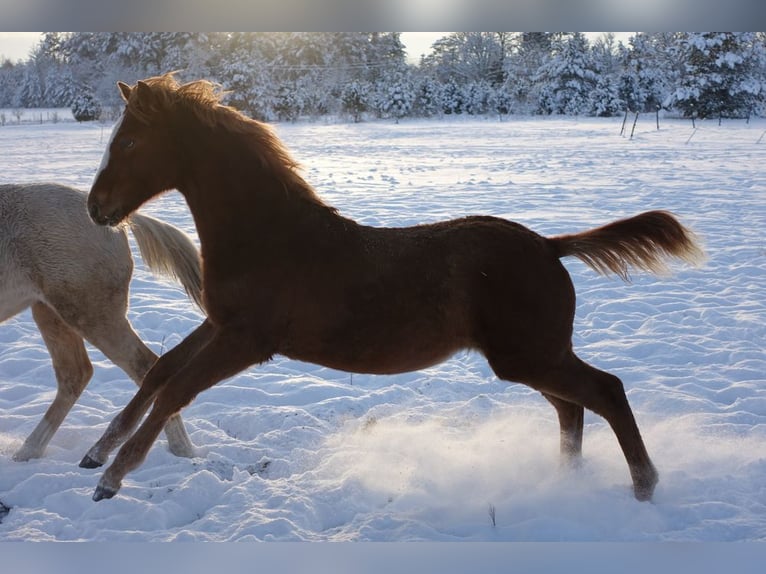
[127,72,332,211]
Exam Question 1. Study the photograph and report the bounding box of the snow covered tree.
[669,32,764,118]
[588,34,624,116]
[488,85,514,118]
[376,71,414,122]
[27,34,77,107]
[618,33,669,113]
[462,81,492,115]
[412,75,442,117]
[222,60,274,120]
[535,33,598,115]
[618,37,646,112]
[422,33,510,86]
[341,80,370,122]
[440,79,464,115]
[215,33,278,120]
[273,83,304,122]
[618,72,641,113]
[589,74,622,116]
[0,60,23,107]
[71,88,101,121]
[18,64,43,107]
[364,33,407,84]
[505,32,557,113]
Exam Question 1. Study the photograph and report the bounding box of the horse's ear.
[117,81,132,102]
[134,80,157,107]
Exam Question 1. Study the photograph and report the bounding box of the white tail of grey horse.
[129,213,204,311]
[0,182,203,461]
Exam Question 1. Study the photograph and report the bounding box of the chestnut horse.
[83,73,703,502]
[1,182,202,462]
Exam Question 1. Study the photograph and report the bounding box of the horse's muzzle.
[88,200,121,227]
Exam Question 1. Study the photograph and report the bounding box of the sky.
[0,32,632,65]
[0,32,447,63]
[0,31,40,61]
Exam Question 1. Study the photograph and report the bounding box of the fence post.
[630,112,639,139]
[620,109,628,136]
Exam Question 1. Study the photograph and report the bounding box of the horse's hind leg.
[551,356,658,501]
[492,352,658,501]
[542,393,584,464]
[54,271,197,460]
[13,303,93,461]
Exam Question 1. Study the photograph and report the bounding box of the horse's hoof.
[633,469,659,502]
[92,484,118,502]
[634,485,655,502]
[12,451,33,463]
[79,454,104,469]
[168,444,200,459]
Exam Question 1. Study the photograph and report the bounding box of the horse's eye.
[119,138,135,150]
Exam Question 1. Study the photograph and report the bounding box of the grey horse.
[1,182,203,462]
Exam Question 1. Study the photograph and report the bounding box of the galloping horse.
[84,73,704,502]
[1,182,202,462]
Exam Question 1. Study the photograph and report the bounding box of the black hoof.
[633,470,659,502]
[92,485,118,502]
[79,455,104,469]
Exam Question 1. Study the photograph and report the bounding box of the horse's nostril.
[88,202,100,222]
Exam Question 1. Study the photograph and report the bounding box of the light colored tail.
[550,210,705,281]
[128,213,204,311]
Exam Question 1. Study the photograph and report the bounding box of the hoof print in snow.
[0,500,10,523]
[246,460,271,477]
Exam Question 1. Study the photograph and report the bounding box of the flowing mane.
[125,72,331,210]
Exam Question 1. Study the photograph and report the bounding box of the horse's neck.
[181,173,340,258]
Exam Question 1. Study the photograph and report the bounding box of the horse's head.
[88,78,180,226]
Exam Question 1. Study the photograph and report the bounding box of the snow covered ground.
[0,113,764,544]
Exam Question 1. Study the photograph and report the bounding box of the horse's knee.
[152,386,189,420]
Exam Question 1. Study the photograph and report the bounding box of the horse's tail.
[549,210,705,281]
[128,214,205,311]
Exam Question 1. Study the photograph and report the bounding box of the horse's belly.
[286,324,466,375]
[0,281,38,322]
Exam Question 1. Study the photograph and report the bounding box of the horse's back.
[0,183,132,316]
[0,182,128,260]
[279,214,576,374]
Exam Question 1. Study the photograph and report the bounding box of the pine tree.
[488,85,514,118]
[506,32,556,113]
[18,65,43,107]
[441,79,463,115]
[71,88,101,121]
[273,83,304,121]
[670,32,764,119]
[589,74,622,116]
[462,81,492,115]
[535,33,598,115]
[341,80,370,122]
[412,75,442,117]
[621,33,668,112]
[422,33,509,85]
[588,34,623,116]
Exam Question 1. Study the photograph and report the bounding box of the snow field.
[0,114,764,541]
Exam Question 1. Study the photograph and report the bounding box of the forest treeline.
[1,32,764,122]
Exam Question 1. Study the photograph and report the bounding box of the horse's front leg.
[14,303,93,461]
[92,325,265,501]
[79,320,215,468]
